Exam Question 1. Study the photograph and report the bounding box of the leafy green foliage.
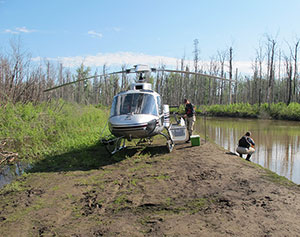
[279,103,300,121]
[169,105,185,114]
[203,103,260,118]
[0,100,110,160]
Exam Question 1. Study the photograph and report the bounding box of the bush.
[279,103,300,120]
[267,102,287,119]
[200,103,259,118]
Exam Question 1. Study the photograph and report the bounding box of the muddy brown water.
[195,116,300,184]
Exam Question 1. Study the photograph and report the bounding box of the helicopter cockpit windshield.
[110,93,158,117]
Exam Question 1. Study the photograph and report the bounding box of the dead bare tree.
[234,68,238,103]
[255,43,265,106]
[292,39,299,102]
[266,35,277,104]
[218,50,227,104]
[229,47,233,104]
[284,54,293,105]
[179,53,185,105]
[193,39,200,104]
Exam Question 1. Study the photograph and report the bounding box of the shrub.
[280,103,300,120]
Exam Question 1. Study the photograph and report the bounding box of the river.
[195,116,300,184]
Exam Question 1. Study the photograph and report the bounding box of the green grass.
[0,100,110,161]
[186,198,210,214]
[262,167,296,186]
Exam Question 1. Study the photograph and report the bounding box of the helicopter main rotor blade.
[43,70,129,92]
[156,69,232,82]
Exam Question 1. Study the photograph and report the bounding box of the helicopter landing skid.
[160,128,174,153]
[101,137,126,155]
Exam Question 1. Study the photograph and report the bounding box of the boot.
[246,154,251,161]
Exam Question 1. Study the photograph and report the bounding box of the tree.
[193,39,200,104]
[217,50,227,104]
[284,54,293,105]
[266,36,276,104]
[229,47,233,104]
[74,63,91,104]
[292,39,299,102]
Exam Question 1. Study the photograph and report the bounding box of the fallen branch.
[0,140,19,166]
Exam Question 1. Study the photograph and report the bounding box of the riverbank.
[171,102,300,121]
[1,139,300,236]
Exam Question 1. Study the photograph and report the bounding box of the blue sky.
[1,0,300,74]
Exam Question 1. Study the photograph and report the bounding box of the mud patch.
[81,190,102,216]
[1,141,300,236]
[196,169,221,180]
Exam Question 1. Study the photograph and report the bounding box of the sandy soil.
[1,139,300,236]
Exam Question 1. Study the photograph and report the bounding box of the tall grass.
[0,100,110,160]
[268,102,300,120]
[201,103,260,118]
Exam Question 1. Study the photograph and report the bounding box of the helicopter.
[44,64,231,155]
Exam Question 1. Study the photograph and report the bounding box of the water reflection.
[0,161,31,188]
[195,117,300,184]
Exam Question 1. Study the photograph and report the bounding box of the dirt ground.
[1,139,300,237]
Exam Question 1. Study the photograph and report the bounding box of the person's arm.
[183,105,187,118]
[248,137,255,146]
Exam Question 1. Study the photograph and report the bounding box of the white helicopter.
[44,64,230,155]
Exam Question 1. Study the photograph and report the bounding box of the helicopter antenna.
[138,73,145,82]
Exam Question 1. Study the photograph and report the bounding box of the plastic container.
[169,125,188,142]
[190,135,200,146]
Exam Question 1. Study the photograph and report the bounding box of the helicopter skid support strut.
[160,128,174,153]
[101,137,126,155]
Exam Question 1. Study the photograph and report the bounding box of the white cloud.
[4,26,35,34]
[88,30,103,39]
[32,52,253,75]
[4,29,19,34]
[113,27,121,32]
[233,61,253,75]
[34,52,182,68]
[16,26,35,33]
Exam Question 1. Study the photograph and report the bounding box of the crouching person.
[236,131,255,161]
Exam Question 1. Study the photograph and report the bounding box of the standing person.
[236,131,255,161]
[183,98,196,143]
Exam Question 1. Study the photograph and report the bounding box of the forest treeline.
[1,35,300,107]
